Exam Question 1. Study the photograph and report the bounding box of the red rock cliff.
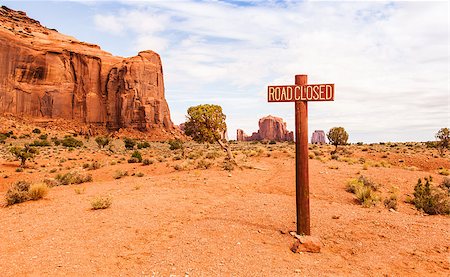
[236,115,293,142]
[0,6,174,134]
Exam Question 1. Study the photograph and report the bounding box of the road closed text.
[268,84,334,102]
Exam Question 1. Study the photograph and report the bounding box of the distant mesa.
[237,115,294,142]
[0,6,176,139]
[311,130,326,144]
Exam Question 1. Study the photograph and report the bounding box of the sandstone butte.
[237,115,294,142]
[0,6,176,139]
[311,130,326,144]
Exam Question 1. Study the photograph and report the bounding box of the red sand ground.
[0,142,449,276]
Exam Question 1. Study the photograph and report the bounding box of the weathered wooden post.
[268,75,334,236]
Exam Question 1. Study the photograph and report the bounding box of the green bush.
[10,145,39,167]
[61,136,83,148]
[169,139,183,150]
[32,128,41,134]
[413,176,449,215]
[30,139,51,147]
[95,136,111,148]
[137,141,150,149]
[131,150,142,162]
[123,137,136,150]
[39,134,48,140]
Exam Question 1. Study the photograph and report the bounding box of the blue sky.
[3,0,449,142]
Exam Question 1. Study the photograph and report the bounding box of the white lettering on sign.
[268,84,334,102]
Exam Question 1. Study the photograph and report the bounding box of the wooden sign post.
[268,75,334,235]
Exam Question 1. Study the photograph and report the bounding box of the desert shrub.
[131,150,142,162]
[91,196,112,210]
[269,140,276,145]
[95,136,111,148]
[0,133,8,144]
[32,128,41,134]
[173,164,185,171]
[196,159,213,169]
[355,186,379,207]
[413,176,449,215]
[384,194,398,210]
[113,170,128,179]
[331,153,339,160]
[74,187,86,194]
[61,136,83,148]
[438,167,449,176]
[83,161,101,170]
[39,134,48,140]
[123,137,136,150]
[169,139,183,150]
[346,176,379,207]
[10,145,39,167]
[128,157,139,163]
[205,151,221,159]
[30,139,51,147]
[137,141,150,149]
[440,177,450,193]
[28,183,49,200]
[55,171,92,186]
[223,159,235,171]
[5,181,31,206]
[135,172,144,177]
[142,158,154,166]
[15,167,23,172]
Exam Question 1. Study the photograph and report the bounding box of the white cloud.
[92,1,449,142]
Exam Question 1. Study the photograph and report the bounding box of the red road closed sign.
[268,84,334,102]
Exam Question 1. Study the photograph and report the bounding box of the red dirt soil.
[0,148,449,276]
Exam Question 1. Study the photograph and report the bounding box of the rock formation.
[0,6,175,137]
[236,115,293,142]
[311,130,326,144]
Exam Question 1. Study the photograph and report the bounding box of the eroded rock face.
[311,130,326,144]
[0,6,174,135]
[236,115,293,142]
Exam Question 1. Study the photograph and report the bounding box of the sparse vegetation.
[95,136,111,148]
[384,193,398,210]
[61,136,83,148]
[10,145,39,167]
[346,176,379,207]
[123,137,136,150]
[412,176,449,215]
[32,128,41,134]
[142,158,154,166]
[28,183,49,200]
[113,170,128,179]
[168,139,184,150]
[91,196,112,210]
[5,181,31,206]
[137,141,150,149]
[55,171,93,186]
